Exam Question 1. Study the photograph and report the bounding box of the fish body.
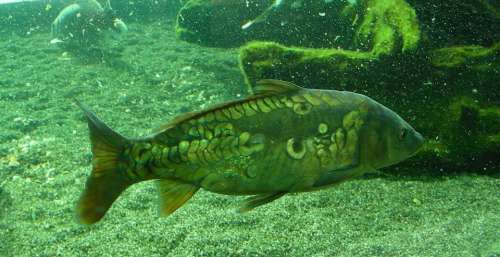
[76,80,424,224]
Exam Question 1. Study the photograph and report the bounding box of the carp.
[75,79,424,224]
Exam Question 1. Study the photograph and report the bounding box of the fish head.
[361,101,424,169]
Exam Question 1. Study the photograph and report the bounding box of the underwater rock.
[176,0,421,53]
[239,41,376,88]
[408,0,500,48]
[176,0,358,48]
[176,0,270,47]
[177,0,498,56]
[431,43,500,70]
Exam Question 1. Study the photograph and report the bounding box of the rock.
[176,0,270,47]
[176,0,421,54]
[238,41,376,90]
[431,43,500,70]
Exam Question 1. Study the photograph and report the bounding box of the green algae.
[239,41,375,92]
[431,43,500,69]
[356,0,420,56]
[176,0,421,54]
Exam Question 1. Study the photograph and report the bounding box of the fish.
[75,79,424,224]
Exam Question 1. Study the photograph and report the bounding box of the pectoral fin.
[313,165,360,188]
[157,180,199,216]
[239,192,286,213]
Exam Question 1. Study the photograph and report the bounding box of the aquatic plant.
[355,0,420,56]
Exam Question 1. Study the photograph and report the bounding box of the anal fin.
[239,192,286,213]
[157,179,199,216]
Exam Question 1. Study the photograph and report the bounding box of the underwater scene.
[0,0,499,256]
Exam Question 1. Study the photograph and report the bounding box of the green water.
[0,1,499,256]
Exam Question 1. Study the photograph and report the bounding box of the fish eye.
[399,128,407,140]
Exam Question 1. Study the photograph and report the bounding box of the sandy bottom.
[0,20,499,257]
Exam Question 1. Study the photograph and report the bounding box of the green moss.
[239,41,374,90]
[176,0,420,52]
[355,0,420,55]
[431,43,500,68]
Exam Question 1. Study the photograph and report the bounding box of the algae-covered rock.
[176,0,270,47]
[431,43,500,70]
[176,0,421,54]
[239,41,376,88]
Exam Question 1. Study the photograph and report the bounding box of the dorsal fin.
[253,79,303,96]
[153,79,303,133]
[158,110,202,131]
[153,99,253,133]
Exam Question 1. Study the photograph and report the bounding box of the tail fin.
[75,100,132,224]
